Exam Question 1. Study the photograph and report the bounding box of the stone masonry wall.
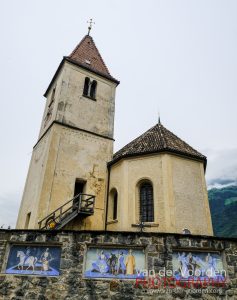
[0,230,237,300]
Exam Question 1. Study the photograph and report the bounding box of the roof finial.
[158,110,161,124]
[87,18,95,35]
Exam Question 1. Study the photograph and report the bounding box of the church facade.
[3,31,237,300]
[16,34,213,236]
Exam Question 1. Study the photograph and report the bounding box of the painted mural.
[84,248,145,279]
[172,251,226,280]
[5,245,61,276]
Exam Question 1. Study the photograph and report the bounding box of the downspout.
[105,164,111,231]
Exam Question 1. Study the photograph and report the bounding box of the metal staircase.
[38,193,95,229]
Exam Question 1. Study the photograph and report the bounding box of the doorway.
[73,179,86,209]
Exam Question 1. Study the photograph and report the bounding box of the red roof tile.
[68,35,118,83]
[110,122,206,166]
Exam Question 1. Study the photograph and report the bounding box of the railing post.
[93,196,95,212]
[59,207,62,222]
[78,194,82,213]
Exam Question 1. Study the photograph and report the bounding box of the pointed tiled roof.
[110,122,206,166]
[67,35,119,83]
[44,35,119,97]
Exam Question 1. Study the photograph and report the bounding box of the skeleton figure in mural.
[17,249,38,272]
[187,252,197,274]
[108,253,118,275]
[191,255,206,276]
[125,249,136,275]
[40,248,53,272]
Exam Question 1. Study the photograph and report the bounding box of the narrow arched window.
[90,80,97,99]
[140,182,154,222]
[109,189,118,220]
[113,190,118,220]
[83,77,90,96]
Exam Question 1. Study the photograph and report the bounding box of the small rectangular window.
[25,212,31,229]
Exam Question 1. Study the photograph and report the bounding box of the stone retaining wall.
[0,230,237,300]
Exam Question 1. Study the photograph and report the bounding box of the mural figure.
[91,250,109,274]
[187,252,197,275]
[191,255,206,276]
[205,252,217,278]
[40,248,53,272]
[117,251,126,275]
[24,247,31,263]
[108,252,118,275]
[178,252,189,278]
[17,250,37,272]
[125,249,136,275]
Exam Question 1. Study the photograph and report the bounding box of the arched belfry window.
[83,77,90,96]
[83,77,97,99]
[139,181,154,222]
[90,80,97,99]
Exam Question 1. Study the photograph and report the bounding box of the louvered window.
[140,182,154,222]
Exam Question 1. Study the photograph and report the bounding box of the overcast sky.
[1,0,237,227]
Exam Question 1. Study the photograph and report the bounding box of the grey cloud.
[208,178,236,186]
[204,148,237,189]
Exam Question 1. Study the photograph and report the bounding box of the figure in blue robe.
[117,251,126,274]
[91,250,109,274]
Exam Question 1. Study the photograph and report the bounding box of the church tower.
[16,34,119,230]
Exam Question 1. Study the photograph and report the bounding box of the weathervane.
[87,18,95,35]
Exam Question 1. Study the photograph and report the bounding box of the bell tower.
[16,34,119,230]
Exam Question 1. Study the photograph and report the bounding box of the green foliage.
[208,185,237,238]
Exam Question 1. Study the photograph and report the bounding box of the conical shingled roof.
[44,35,119,97]
[67,35,118,83]
[111,122,206,165]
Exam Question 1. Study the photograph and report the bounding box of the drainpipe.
[105,164,111,231]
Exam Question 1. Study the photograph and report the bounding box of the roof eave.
[44,57,120,98]
[108,149,207,171]
[44,58,65,97]
[65,57,120,85]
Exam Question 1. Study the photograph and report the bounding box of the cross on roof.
[132,217,159,232]
[132,221,152,232]
[87,18,95,35]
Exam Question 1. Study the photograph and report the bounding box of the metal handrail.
[38,193,95,229]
